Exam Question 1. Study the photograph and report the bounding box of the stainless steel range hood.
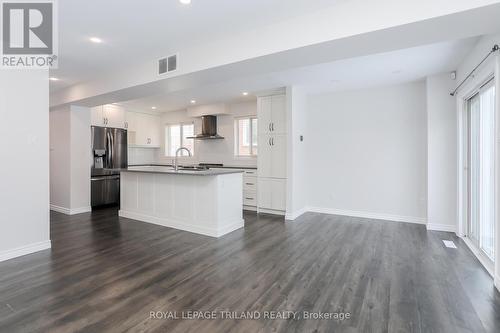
[187,115,224,140]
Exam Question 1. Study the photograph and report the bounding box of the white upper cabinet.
[270,134,287,178]
[257,134,272,177]
[258,134,287,179]
[126,111,160,146]
[258,94,287,135]
[270,95,287,134]
[258,97,272,135]
[257,94,287,179]
[91,106,105,127]
[91,104,127,129]
[104,104,126,129]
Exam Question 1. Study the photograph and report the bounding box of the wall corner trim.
[285,207,308,221]
[0,240,51,263]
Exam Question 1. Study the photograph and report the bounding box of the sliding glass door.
[467,79,495,261]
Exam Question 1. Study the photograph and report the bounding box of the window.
[165,123,194,156]
[235,117,257,156]
[467,79,495,261]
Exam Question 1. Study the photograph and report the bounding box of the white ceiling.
[117,37,478,113]
[49,0,341,92]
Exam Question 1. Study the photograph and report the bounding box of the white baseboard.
[50,204,91,215]
[0,240,51,263]
[285,207,308,221]
[69,206,92,215]
[426,223,456,233]
[50,204,71,215]
[119,210,244,238]
[307,206,427,225]
[257,207,285,216]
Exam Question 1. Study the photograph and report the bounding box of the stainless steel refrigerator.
[91,126,127,207]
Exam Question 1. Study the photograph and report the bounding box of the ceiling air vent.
[158,54,177,75]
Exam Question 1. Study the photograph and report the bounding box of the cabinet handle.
[245,183,254,185]
[245,197,254,200]
[269,123,271,131]
[269,138,271,146]
[272,138,274,146]
[271,123,274,131]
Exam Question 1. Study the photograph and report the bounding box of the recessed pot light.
[89,37,103,43]
[151,106,157,110]
[242,92,249,96]
[179,0,191,4]
[190,100,196,104]
[49,77,59,81]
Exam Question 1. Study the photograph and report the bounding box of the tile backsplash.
[128,147,159,165]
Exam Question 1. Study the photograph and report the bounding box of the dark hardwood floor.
[0,208,499,332]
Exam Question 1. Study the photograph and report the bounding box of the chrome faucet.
[174,147,192,171]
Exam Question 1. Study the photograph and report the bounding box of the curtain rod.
[450,44,499,96]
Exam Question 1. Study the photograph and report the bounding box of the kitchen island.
[119,166,244,237]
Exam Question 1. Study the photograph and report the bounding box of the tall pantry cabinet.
[257,94,287,215]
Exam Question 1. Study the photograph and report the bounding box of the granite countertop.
[121,166,243,176]
[128,163,257,170]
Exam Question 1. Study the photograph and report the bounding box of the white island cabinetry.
[210,168,258,211]
[119,167,244,237]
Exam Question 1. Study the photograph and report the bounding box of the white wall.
[128,147,160,165]
[70,106,91,211]
[306,81,428,223]
[49,105,91,214]
[50,106,71,209]
[157,101,257,167]
[0,70,51,261]
[286,86,308,219]
[426,73,457,232]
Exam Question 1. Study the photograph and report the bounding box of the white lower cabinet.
[258,178,286,212]
[243,171,258,211]
[210,168,258,210]
[243,193,257,207]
